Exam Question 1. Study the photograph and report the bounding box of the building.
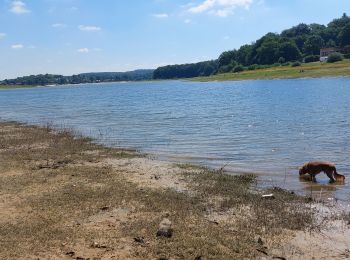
[320,47,342,62]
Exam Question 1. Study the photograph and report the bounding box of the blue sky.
[0,0,349,79]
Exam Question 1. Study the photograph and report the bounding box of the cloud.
[52,23,67,28]
[77,48,102,53]
[10,1,31,14]
[184,19,191,24]
[0,33,6,39]
[78,25,101,32]
[153,13,169,18]
[77,48,89,53]
[11,44,24,49]
[188,0,252,17]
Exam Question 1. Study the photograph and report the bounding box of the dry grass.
[0,122,322,259]
[194,59,350,82]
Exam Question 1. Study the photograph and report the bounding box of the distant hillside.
[153,60,218,79]
[0,69,154,86]
[153,13,350,79]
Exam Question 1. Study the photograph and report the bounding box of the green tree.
[278,41,301,61]
[327,52,343,63]
[338,23,350,46]
[303,35,325,55]
[218,50,236,67]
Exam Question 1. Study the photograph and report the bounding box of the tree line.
[0,70,154,86]
[153,14,350,79]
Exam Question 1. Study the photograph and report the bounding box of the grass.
[0,84,35,89]
[194,60,350,82]
[0,121,330,259]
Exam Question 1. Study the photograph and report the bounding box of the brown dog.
[299,161,345,183]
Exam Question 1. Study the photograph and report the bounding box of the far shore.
[1,60,350,90]
[1,120,350,259]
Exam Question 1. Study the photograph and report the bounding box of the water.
[1,78,350,203]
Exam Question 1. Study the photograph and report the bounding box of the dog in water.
[299,161,345,183]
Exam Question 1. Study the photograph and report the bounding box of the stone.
[156,218,173,238]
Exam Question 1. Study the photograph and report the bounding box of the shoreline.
[1,61,350,89]
[193,60,350,82]
[0,121,349,259]
[1,74,349,91]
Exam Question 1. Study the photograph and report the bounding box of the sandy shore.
[0,122,349,259]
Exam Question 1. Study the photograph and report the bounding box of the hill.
[153,14,350,79]
[0,69,154,86]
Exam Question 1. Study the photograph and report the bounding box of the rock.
[156,218,173,238]
[209,220,219,225]
[66,251,75,257]
[90,242,107,249]
[257,237,264,246]
[152,174,161,180]
[262,194,275,199]
[100,206,109,211]
[134,237,145,244]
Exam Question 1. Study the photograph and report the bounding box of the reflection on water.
[0,78,349,203]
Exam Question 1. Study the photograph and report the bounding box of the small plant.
[233,65,245,73]
[291,61,302,67]
[248,64,258,70]
[304,55,320,63]
[278,57,286,64]
[327,52,344,63]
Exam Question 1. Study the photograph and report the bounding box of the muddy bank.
[0,122,349,259]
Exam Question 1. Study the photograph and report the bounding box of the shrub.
[343,53,350,59]
[304,55,320,63]
[218,64,234,73]
[327,52,344,63]
[278,57,286,64]
[291,61,302,67]
[282,62,290,66]
[248,64,258,70]
[233,65,245,73]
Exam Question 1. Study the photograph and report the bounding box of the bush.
[327,52,344,63]
[218,64,234,73]
[278,57,286,64]
[233,65,245,73]
[291,61,302,67]
[248,64,258,70]
[282,62,290,66]
[344,53,350,59]
[304,55,320,63]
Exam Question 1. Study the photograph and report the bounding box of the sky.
[0,0,349,79]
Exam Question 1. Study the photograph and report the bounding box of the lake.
[1,78,350,203]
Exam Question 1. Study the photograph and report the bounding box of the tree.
[303,35,325,55]
[218,50,236,67]
[256,40,280,64]
[338,23,350,46]
[278,41,302,61]
[281,23,311,38]
[328,13,350,30]
[327,52,343,63]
